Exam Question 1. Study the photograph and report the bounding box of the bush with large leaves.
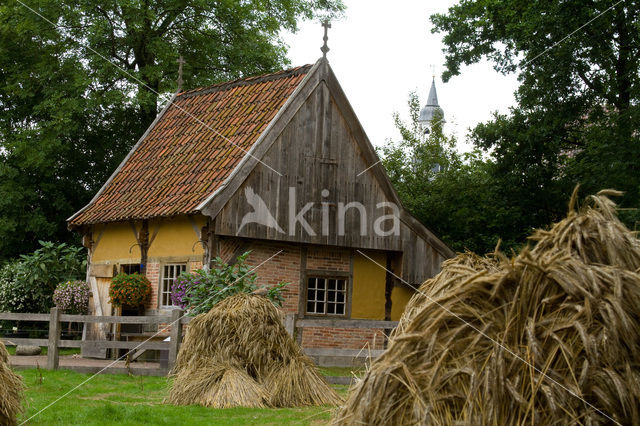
[172,252,287,315]
[0,241,86,313]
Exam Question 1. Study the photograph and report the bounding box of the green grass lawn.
[16,369,349,425]
[317,366,365,377]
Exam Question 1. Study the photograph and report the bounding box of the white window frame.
[160,263,187,307]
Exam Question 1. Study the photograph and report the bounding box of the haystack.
[168,293,342,408]
[0,341,24,425]
[334,189,640,425]
[394,251,500,335]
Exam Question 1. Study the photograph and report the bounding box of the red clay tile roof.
[69,65,312,226]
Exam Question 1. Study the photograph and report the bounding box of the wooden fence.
[0,308,188,375]
[1,309,397,374]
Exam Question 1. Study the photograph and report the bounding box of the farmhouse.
[67,57,453,360]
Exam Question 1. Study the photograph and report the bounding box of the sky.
[281,0,520,150]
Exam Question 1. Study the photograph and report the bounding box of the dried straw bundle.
[529,189,640,269]
[168,293,341,408]
[169,360,268,408]
[0,341,24,426]
[267,356,343,407]
[334,190,640,425]
[0,341,7,364]
[395,251,499,335]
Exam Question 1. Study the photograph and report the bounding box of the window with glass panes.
[160,264,186,307]
[306,277,347,316]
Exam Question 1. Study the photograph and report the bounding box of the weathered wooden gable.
[210,63,401,251]
[202,60,453,284]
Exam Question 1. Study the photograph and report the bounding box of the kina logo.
[237,187,285,235]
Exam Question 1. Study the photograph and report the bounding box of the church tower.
[418,77,445,131]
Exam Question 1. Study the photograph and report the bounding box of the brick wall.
[301,327,386,350]
[219,237,243,263]
[145,262,160,310]
[143,236,389,356]
[306,246,350,272]
[243,240,301,314]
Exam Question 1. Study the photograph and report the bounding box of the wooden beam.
[47,307,61,370]
[284,313,296,337]
[168,309,183,372]
[0,313,49,321]
[74,340,169,350]
[60,314,172,324]
[295,318,398,329]
[1,338,48,347]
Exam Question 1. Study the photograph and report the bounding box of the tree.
[0,0,343,261]
[432,0,640,231]
[381,93,523,254]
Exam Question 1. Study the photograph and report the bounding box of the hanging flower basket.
[109,273,151,308]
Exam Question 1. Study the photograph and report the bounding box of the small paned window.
[306,277,347,316]
[160,264,187,307]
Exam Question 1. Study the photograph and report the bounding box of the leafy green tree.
[432,0,640,231]
[381,93,525,254]
[0,0,343,261]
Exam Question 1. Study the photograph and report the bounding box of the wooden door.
[81,274,113,358]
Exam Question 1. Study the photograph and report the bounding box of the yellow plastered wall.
[390,285,414,321]
[91,222,139,263]
[351,250,386,320]
[91,215,206,263]
[147,216,205,258]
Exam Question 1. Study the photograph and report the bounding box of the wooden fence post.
[168,309,183,372]
[285,313,296,338]
[47,307,61,370]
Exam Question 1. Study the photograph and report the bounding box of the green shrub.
[171,252,288,315]
[109,273,152,307]
[0,241,86,313]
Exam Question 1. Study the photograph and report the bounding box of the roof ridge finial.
[176,55,185,91]
[321,20,331,59]
[430,64,436,79]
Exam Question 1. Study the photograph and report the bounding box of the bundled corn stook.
[168,293,342,408]
[394,251,500,336]
[334,189,640,425]
[0,341,24,426]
